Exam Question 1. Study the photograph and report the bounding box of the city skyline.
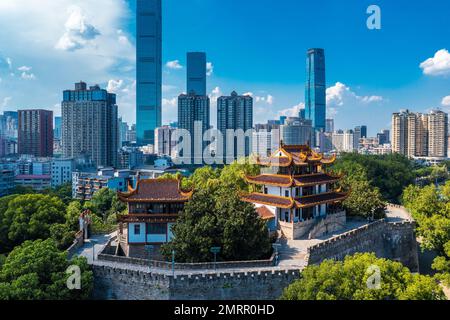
[1,1,450,137]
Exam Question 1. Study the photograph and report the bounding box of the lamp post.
[210,247,221,271]
[272,244,281,266]
[145,245,154,270]
[91,239,98,262]
[172,250,176,277]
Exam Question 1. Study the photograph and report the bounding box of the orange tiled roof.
[295,191,349,208]
[294,173,341,187]
[256,206,275,220]
[241,193,295,209]
[255,145,336,167]
[118,178,193,203]
[246,174,293,187]
[242,190,348,209]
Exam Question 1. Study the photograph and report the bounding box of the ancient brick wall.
[306,220,419,272]
[92,266,300,300]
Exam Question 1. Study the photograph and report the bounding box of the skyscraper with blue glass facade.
[187,52,207,96]
[136,0,162,146]
[305,48,326,132]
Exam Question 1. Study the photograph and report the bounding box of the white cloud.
[326,82,383,112]
[18,66,31,72]
[107,79,124,93]
[279,102,305,117]
[420,49,450,76]
[21,71,36,80]
[1,97,12,109]
[254,94,275,105]
[441,95,450,107]
[166,60,183,70]
[206,62,214,76]
[55,5,101,51]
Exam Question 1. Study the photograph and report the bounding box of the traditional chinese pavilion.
[242,144,349,240]
[117,177,193,258]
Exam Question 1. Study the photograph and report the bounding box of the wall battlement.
[306,219,418,272]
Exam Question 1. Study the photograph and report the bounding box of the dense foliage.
[0,239,93,300]
[331,160,386,219]
[281,253,445,300]
[161,160,271,263]
[402,182,450,285]
[0,194,66,253]
[332,153,416,203]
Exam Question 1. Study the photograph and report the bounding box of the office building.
[54,116,62,140]
[136,0,162,146]
[178,93,210,164]
[62,82,118,168]
[118,147,144,170]
[325,119,334,133]
[279,117,313,146]
[217,91,253,161]
[377,130,390,145]
[305,48,326,131]
[18,109,53,157]
[155,125,177,157]
[0,169,15,196]
[15,174,51,191]
[187,52,207,96]
[51,158,75,187]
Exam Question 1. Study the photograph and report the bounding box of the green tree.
[333,153,415,203]
[43,183,73,205]
[50,224,76,250]
[402,182,450,286]
[281,253,445,300]
[161,188,271,263]
[332,161,386,218]
[86,188,126,222]
[0,194,66,253]
[0,239,93,300]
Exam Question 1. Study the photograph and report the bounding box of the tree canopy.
[402,182,450,285]
[281,253,445,300]
[332,153,415,203]
[0,194,66,253]
[0,239,93,300]
[331,160,386,219]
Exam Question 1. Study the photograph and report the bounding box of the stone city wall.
[92,265,300,300]
[306,220,419,272]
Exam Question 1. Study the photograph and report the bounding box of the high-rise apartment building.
[136,0,162,146]
[62,82,118,167]
[18,109,53,157]
[428,110,448,158]
[305,48,326,132]
[392,109,448,158]
[187,52,207,96]
[178,93,210,164]
[332,130,355,153]
[217,91,253,161]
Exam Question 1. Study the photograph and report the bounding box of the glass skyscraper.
[305,48,326,132]
[136,0,162,146]
[187,52,207,96]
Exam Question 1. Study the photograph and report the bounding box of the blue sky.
[1,0,450,136]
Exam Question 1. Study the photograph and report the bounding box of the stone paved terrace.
[74,204,413,274]
[277,204,413,267]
